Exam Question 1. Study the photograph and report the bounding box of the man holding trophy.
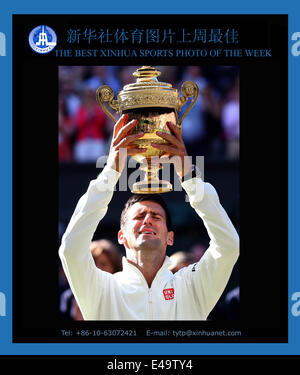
[59,66,239,320]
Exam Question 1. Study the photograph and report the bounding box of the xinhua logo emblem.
[28,25,57,54]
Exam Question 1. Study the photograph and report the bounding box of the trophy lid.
[117,66,179,112]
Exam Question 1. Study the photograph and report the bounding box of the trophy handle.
[177,81,199,126]
[96,85,120,123]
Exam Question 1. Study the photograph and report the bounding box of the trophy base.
[131,180,173,194]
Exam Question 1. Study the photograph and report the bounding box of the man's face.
[118,201,174,252]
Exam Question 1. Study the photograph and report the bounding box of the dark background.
[13,14,287,343]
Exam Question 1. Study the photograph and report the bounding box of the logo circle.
[28,25,57,54]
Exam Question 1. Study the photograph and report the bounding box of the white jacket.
[59,166,239,320]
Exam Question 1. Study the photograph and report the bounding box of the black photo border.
[12,14,288,343]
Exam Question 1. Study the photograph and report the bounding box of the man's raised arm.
[58,114,145,319]
[182,176,239,319]
[152,120,239,319]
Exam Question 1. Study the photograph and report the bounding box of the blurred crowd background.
[59,65,240,163]
[58,65,240,321]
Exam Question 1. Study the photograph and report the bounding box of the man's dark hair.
[120,194,172,231]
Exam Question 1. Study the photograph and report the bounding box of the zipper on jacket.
[148,289,153,319]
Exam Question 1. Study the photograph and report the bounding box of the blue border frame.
[0,0,299,356]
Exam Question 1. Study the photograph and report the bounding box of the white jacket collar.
[122,256,173,286]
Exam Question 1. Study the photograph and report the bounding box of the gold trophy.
[96,66,199,194]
